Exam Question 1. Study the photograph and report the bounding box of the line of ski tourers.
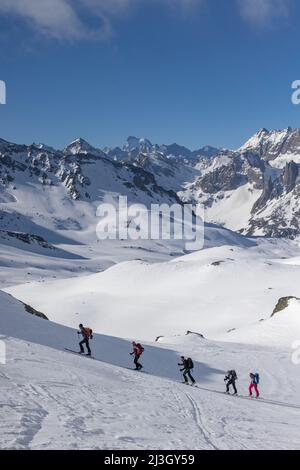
[77,324,260,398]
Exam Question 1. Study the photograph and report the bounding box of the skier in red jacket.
[130,341,144,370]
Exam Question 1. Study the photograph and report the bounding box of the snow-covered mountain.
[0,136,179,204]
[239,127,300,167]
[2,129,300,242]
[184,128,300,238]
[65,130,300,239]
[0,136,183,256]
[106,136,219,162]
[64,138,106,158]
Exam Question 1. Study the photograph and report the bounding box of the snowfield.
[1,207,300,450]
[1,290,300,450]
[6,239,300,343]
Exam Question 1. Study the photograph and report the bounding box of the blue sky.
[0,0,299,150]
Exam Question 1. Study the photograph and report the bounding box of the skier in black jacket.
[224,370,238,395]
[178,356,196,385]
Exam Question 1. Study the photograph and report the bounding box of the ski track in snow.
[1,337,300,450]
[184,390,219,450]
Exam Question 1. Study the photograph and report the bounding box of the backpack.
[254,373,260,384]
[85,327,93,339]
[136,343,144,355]
[230,370,237,380]
[187,358,194,369]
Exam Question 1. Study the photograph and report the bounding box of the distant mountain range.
[1,128,300,240]
[186,128,300,238]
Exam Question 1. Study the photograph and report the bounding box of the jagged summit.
[186,127,300,238]
[64,138,104,157]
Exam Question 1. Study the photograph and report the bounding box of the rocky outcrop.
[271,296,300,317]
[0,230,57,249]
[199,162,246,194]
[282,161,300,193]
[23,303,48,320]
[186,330,205,338]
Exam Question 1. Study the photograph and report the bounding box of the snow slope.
[197,184,261,232]
[5,239,300,342]
[1,291,300,450]
[221,297,300,347]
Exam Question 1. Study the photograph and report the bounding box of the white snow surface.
[6,239,300,343]
[200,184,261,232]
[1,290,300,450]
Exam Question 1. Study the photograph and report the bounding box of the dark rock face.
[246,219,300,239]
[271,296,299,317]
[192,150,268,197]
[186,330,205,338]
[252,177,278,214]
[246,161,300,238]
[283,161,300,193]
[199,162,246,194]
[0,230,56,249]
[24,303,48,320]
[192,146,219,159]
[159,143,192,158]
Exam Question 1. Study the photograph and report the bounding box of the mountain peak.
[257,128,269,136]
[124,136,153,153]
[64,138,103,157]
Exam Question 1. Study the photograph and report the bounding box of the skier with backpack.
[224,370,238,395]
[249,372,260,398]
[130,341,144,370]
[178,356,196,386]
[78,324,93,356]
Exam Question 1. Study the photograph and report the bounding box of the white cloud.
[0,0,207,41]
[0,0,132,40]
[0,0,289,42]
[0,0,84,40]
[237,0,290,26]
